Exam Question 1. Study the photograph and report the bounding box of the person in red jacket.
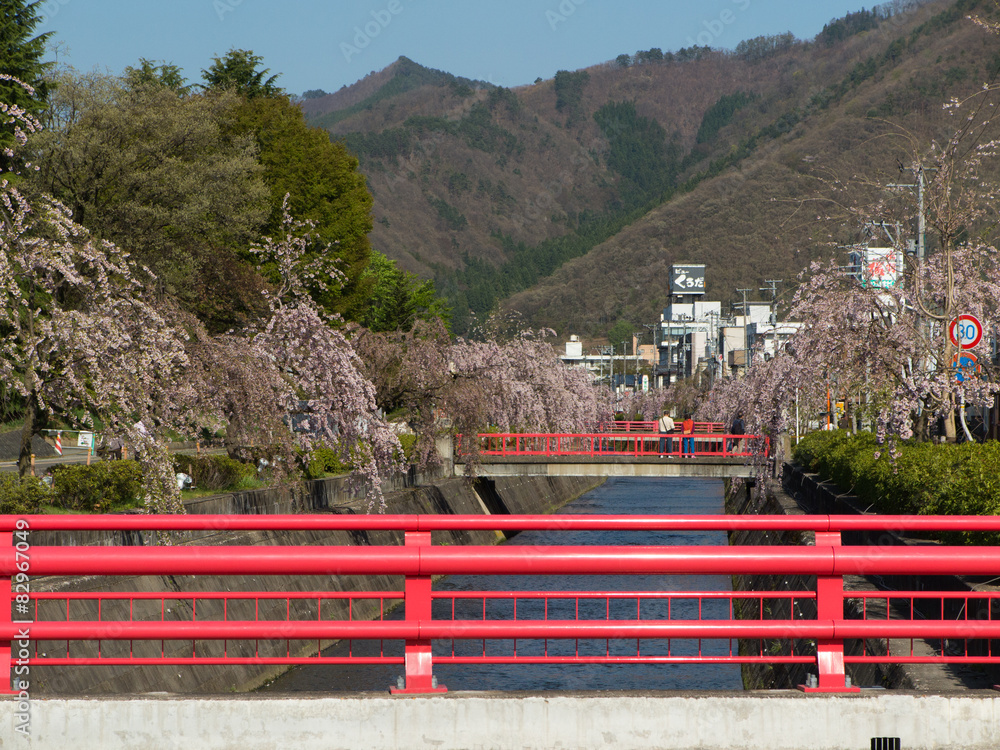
[681,415,694,456]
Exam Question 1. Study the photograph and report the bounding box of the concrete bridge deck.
[456,455,759,478]
[5,691,997,749]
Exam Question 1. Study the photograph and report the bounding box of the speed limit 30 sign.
[948,314,983,350]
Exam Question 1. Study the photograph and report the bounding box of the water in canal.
[265,477,743,692]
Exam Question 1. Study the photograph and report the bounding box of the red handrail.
[462,432,768,458]
[3,515,1000,695]
[602,422,725,433]
[5,514,1000,531]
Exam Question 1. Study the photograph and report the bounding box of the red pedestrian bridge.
[2,513,999,695]
[455,422,769,478]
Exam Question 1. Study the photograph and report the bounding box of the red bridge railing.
[2,514,999,694]
[603,421,724,434]
[462,431,768,458]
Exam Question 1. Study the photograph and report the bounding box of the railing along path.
[2,514,999,694]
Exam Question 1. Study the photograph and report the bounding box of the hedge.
[49,460,145,512]
[303,447,351,480]
[0,474,50,514]
[173,454,257,492]
[792,430,1000,543]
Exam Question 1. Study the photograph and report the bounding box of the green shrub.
[0,474,50,514]
[50,461,144,512]
[397,433,417,464]
[793,430,1000,543]
[303,447,351,480]
[173,454,256,492]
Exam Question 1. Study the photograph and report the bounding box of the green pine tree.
[202,48,283,98]
[0,0,53,168]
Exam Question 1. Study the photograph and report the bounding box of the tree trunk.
[913,402,929,442]
[943,394,958,443]
[17,391,41,478]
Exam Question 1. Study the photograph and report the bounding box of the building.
[559,335,654,391]
[721,302,770,377]
[653,264,723,386]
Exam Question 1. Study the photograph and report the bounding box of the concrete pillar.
[435,435,454,477]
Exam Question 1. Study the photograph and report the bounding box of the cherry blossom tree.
[0,74,190,511]
[3,74,403,512]
[615,386,702,423]
[188,200,405,509]
[702,242,1000,450]
[704,68,1000,449]
[355,319,611,468]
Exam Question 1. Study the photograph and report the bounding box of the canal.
[265,477,743,692]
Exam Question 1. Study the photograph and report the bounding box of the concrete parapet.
[4,691,999,749]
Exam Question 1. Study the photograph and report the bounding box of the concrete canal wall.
[29,473,603,695]
[726,466,999,691]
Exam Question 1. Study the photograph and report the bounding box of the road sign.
[948,314,983,349]
[951,351,981,382]
[77,432,94,449]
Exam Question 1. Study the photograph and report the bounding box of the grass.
[38,503,86,515]
[0,417,25,434]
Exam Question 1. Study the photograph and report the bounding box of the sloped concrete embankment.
[727,466,999,691]
[29,474,603,695]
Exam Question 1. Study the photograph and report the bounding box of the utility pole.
[633,330,649,390]
[642,323,658,388]
[889,165,927,263]
[737,288,753,370]
[759,280,782,359]
[681,317,688,380]
[889,164,934,437]
[598,345,613,389]
[705,310,720,386]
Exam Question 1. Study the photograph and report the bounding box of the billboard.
[850,247,903,289]
[670,264,706,295]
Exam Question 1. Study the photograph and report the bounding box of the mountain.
[306,0,999,335]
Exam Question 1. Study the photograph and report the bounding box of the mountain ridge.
[303,0,996,335]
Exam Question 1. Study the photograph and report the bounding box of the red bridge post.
[390,529,447,695]
[803,530,859,693]
[0,528,14,695]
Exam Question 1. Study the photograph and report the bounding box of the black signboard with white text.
[670,265,706,295]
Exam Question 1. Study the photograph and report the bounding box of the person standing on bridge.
[681,415,694,456]
[657,411,674,455]
[728,413,744,454]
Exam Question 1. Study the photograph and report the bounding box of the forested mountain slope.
[308,0,999,335]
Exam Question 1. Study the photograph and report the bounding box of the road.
[1,446,223,474]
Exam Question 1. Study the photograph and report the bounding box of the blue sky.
[41,1,873,96]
